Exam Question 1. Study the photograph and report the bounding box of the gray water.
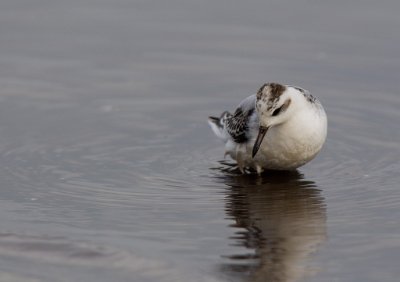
[1,1,400,281]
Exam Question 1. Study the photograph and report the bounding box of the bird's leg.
[235,145,247,174]
[255,165,264,175]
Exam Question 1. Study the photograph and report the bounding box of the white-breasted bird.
[208,83,327,174]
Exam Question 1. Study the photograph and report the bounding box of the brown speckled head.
[256,83,286,111]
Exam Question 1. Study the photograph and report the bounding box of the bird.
[208,83,327,174]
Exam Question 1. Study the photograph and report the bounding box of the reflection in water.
[217,168,326,282]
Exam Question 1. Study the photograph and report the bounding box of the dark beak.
[252,126,269,158]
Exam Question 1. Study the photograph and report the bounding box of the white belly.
[228,108,327,171]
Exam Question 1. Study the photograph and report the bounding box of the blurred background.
[0,1,399,281]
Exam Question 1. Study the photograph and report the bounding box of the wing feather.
[225,95,256,143]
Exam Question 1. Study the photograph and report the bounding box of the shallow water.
[1,1,400,281]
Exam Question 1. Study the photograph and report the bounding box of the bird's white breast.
[230,104,327,171]
[257,106,327,170]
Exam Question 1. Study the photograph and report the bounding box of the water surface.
[0,1,400,281]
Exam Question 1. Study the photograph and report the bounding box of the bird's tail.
[208,111,229,141]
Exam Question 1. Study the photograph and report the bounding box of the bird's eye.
[272,106,283,116]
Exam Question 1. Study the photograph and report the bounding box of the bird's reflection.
[215,167,326,282]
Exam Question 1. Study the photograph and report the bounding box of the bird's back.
[208,94,257,143]
[208,95,259,169]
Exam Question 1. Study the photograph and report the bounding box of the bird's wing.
[225,94,257,143]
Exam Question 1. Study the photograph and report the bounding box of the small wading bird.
[208,83,327,174]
